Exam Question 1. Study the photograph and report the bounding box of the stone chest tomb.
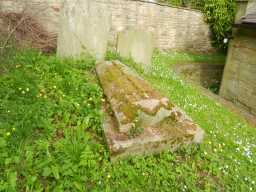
[96,60,204,161]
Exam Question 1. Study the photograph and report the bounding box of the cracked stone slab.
[96,60,204,161]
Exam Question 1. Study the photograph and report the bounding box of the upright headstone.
[57,0,111,60]
[117,29,154,69]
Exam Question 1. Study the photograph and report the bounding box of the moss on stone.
[100,61,175,121]
[97,61,190,135]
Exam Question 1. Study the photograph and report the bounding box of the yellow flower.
[12,127,16,131]
[6,132,11,136]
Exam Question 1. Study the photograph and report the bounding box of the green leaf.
[51,166,60,180]
[42,167,52,177]
[7,171,17,191]
[73,182,84,192]
[0,137,6,148]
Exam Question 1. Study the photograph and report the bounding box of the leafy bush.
[203,0,236,50]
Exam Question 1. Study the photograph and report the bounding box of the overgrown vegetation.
[203,0,236,50]
[0,50,103,191]
[0,11,57,54]
[0,49,255,191]
[161,0,236,50]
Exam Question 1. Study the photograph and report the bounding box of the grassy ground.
[152,51,226,94]
[152,50,226,65]
[0,49,255,191]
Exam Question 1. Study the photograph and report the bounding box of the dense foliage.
[0,50,255,191]
[160,0,236,50]
[203,0,236,50]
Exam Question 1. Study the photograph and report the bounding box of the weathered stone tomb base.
[97,60,204,161]
[102,103,204,161]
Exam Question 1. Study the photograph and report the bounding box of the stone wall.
[0,0,213,52]
[220,28,256,115]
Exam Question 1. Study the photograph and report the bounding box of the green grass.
[148,51,225,94]
[0,49,255,191]
[151,50,226,66]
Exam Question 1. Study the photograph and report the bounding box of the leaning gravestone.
[57,0,111,60]
[117,29,154,69]
[96,60,204,161]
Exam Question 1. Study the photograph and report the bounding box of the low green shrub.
[203,0,236,50]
